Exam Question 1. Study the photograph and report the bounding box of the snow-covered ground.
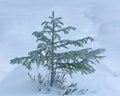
[0,0,120,96]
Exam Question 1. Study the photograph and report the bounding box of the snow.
[0,64,120,96]
[1,0,120,96]
[0,67,39,96]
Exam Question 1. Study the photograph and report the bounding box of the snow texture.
[0,0,120,96]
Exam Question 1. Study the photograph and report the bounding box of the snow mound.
[0,67,40,96]
[0,65,120,96]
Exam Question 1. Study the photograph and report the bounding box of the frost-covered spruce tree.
[10,12,105,87]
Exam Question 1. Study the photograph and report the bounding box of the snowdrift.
[0,65,120,96]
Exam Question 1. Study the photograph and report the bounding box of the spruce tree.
[10,12,105,87]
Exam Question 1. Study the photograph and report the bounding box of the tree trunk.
[50,11,55,87]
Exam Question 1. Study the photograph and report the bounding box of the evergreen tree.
[10,12,105,87]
